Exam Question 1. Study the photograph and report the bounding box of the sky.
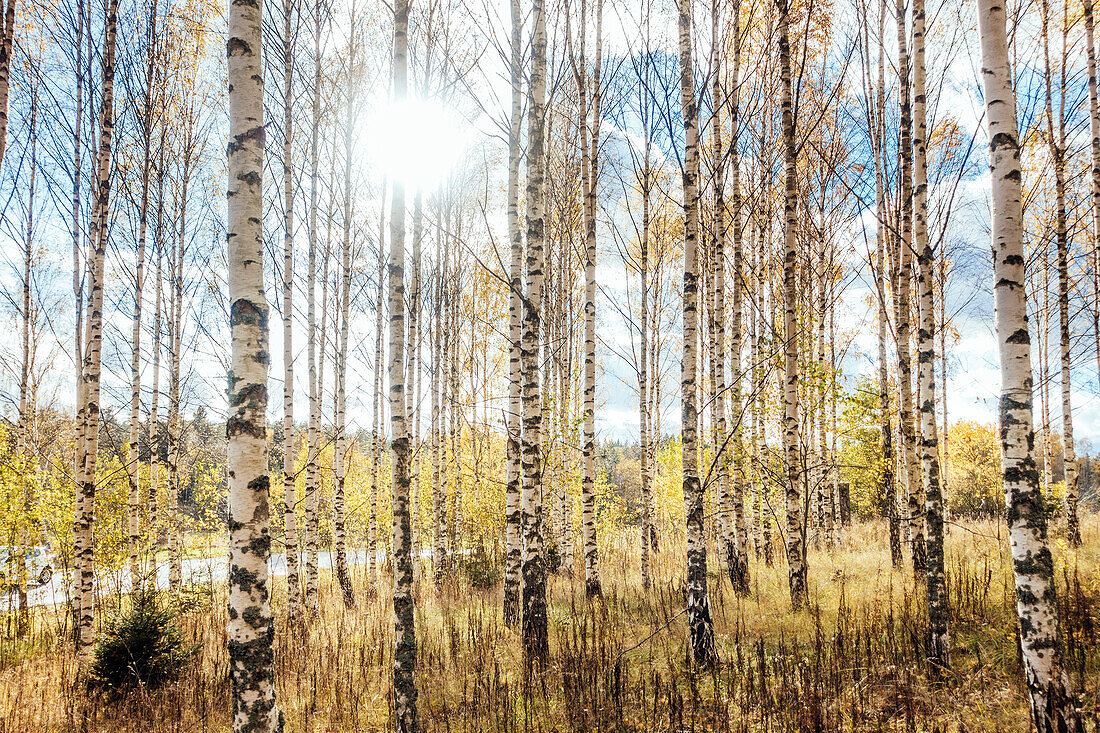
[1,0,1099,458]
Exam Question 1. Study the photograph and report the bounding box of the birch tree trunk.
[829,277,841,543]
[71,0,85,494]
[149,170,164,563]
[372,184,386,592]
[404,186,420,561]
[649,254,661,558]
[128,2,158,591]
[334,37,357,607]
[569,0,603,599]
[70,3,86,639]
[0,0,15,173]
[315,205,331,596]
[750,176,764,561]
[521,0,550,665]
[431,193,445,585]
[912,0,948,667]
[304,10,323,617]
[639,138,653,589]
[74,0,120,662]
[895,0,924,574]
[167,121,194,593]
[777,0,806,610]
[871,0,901,567]
[1086,0,1100,425]
[727,0,750,591]
[281,0,302,624]
[976,1,1082,727]
[816,261,830,549]
[678,0,719,665]
[409,189,422,566]
[503,0,523,624]
[168,188,185,592]
[561,269,576,573]
[447,236,462,556]
[390,0,419,726]
[1039,260,1052,495]
[17,83,37,638]
[709,0,732,590]
[938,251,950,527]
[1041,0,1080,548]
[556,247,574,576]
[226,0,280,720]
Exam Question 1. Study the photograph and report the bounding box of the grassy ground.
[0,516,1096,732]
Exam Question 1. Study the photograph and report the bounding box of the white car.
[0,545,55,588]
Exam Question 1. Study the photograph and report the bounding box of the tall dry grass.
[0,516,1096,731]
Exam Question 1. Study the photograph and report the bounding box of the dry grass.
[0,516,1097,732]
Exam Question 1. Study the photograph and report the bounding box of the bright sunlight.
[365,99,469,189]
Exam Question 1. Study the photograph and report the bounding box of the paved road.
[12,549,381,608]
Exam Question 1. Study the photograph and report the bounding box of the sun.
[365,98,468,190]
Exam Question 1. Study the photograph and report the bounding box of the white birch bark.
[778,0,806,610]
[334,34,357,607]
[372,183,386,591]
[129,3,158,590]
[74,0,120,662]
[390,1,418,726]
[503,0,523,622]
[895,0,924,573]
[0,0,15,173]
[913,0,948,667]
[280,0,302,623]
[726,0,750,591]
[568,0,603,599]
[303,10,323,616]
[1088,0,1100,406]
[226,0,280,721]
[1041,0,1080,548]
[522,0,550,663]
[678,0,718,665]
[16,85,37,637]
[976,1,1082,727]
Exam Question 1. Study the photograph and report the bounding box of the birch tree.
[522,0,550,664]
[303,0,325,616]
[895,0,924,573]
[777,0,806,611]
[279,0,303,625]
[503,0,523,625]
[334,5,359,607]
[1040,0,1080,548]
[372,181,386,592]
[126,1,159,590]
[678,0,718,666]
[226,0,280,720]
[390,0,419,725]
[15,72,38,638]
[567,0,603,600]
[74,0,121,662]
[1087,0,1100,393]
[0,0,15,172]
[912,0,947,668]
[976,0,1082,727]
[725,0,750,594]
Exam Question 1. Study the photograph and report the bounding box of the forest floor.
[0,516,1097,732]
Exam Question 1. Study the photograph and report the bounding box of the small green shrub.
[462,546,502,589]
[89,591,195,692]
[546,543,562,574]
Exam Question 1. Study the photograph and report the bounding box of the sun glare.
[366,99,469,190]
